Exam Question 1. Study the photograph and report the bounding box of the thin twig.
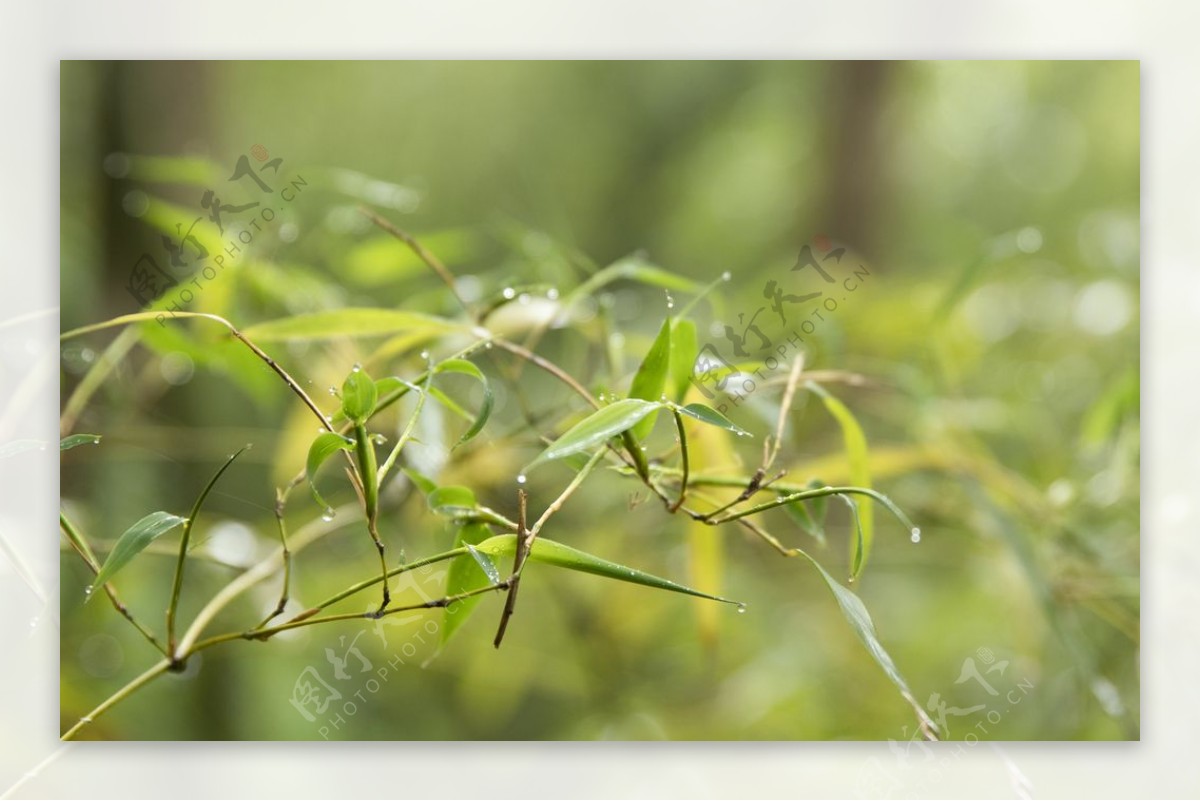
[359,206,474,319]
[493,489,529,648]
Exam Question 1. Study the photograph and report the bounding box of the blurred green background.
[59,61,1138,740]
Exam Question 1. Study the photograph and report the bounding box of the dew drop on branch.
[321,508,336,522]
[516,474,527,485]
[910,527,922,543]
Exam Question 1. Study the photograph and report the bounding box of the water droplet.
[502,287,516,300]
[484,341,493,350]
[351,363,362,372]
[722,271,732,282]
[736,603,747,614]
[516,474,527,485]
[419,350,431,361]
[328,386,338,396]
[321,508,336,522]
[910,527,922,543]
[83,586,93,598]
[547,288,559,300]
[373,434,388,445]
[847,575,855,584]
[665,289,675,309]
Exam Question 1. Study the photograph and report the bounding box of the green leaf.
[340,367,378,423]
[807,557,935,735]
[433,359,493,447]
[628,318,671,440]
[306,432,356,509]
[780,479,829,545]
[427,486,478,519]
[241,308,464,341]
[475,535,740,606]
[60,434,101,451]
[563,255,701,312]
[673,402,750,437]
[88,511,187,597]
[439,522,498,647]
[808,383,874,573]
[402,467,438,496]
[841,495,866,581]
[668,318,699,403]
[524,399,661,474]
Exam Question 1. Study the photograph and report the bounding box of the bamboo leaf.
[306,432,356,509]
[439,522,497,647]
[628,318,671,440]
[427,486,478,519]
[340,367,378,423]
[673,402,751,437]
[475,535,740,606]
[808,383,874,573]
[88,512,187,597]
[60,434,102,451]
[523,399,661,474]
[242,308,464,341]
[780,479,829,545]
[668,318,699,403]
[433,359,493,447]
[806,557,935,735]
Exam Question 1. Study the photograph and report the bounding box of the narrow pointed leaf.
[781,481,829,546]
[88,511,187,596]
[674,402,751,437]
[433,359,493,447]
[524,399,661,474]
[60,434,101,451]
[668,318,699,402]
[475,535,740,605]
[341,368,377,423]
[807,557,936,735]
[808,383,874,574]
[427,486,478,518]
[628,318,671,440]
[440,522,495,646]
[241,308,464,341]
[306,432,356,508]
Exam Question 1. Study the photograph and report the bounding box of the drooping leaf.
[475,535,740,606]
[88,512,187,597]
[808,383,874,573]
[523,399,661,474]
[668,318,699,403]
[60,434,101,451]
[563,255,702,310]
[780,479,829,546]
[806,557,936,736]
[241,308,464,341]
[628,318,671,440]
[306,432,356,509]
[673,402,751,437]
[341,367,378,423]
[439,523,499,648]
[427,486,479,519]
[433,359,493,447]
[841,494,866,581]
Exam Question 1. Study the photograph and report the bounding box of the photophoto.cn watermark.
[118,144,307,324]
[286,563,472,739]
[689,235,871,414]
[856,646,1036,799]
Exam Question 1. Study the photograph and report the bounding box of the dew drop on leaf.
[321,508,336,522]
